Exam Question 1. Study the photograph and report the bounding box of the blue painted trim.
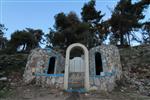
[90,70,116,78]
[35,73,64,77]
[65,88,86,93]
[44,48,52,51]
[44,48,52,53]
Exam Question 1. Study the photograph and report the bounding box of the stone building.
[89,45,122,91]
[23,43,122,92]
[23,48,65,88]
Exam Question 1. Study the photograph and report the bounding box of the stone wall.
[44,48,65,74]
[35,76,64,89]
[89,75,116,91]
[23,45,122,92]
[23,48,65,88]
[89,45,122,78]
[89,45,122,91]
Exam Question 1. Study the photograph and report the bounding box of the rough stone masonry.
[23,43,122,92]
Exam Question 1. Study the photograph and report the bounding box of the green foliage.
[46,12,94,50]
[8,28,44,53]
[81,0,104,23]
[0,24,7,36]
[46,0,110,51]
[0,24,8,49]
[81,0,109,45]
[1,0,150,50]
[109,0,150,45]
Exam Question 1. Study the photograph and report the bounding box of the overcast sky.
[0,0,150,45]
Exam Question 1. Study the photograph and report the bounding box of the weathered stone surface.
[119,44,150,96]
[89,45,122,78]
[89,45,122,92]
[23,48,65,89]
[23,44,122,92]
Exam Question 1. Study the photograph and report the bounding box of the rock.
[119,45,150,96]
[85,93,89,96]
[65,93,80,100]
[90,86,98,91]
[0,77,7,81]
[59,91,63,95]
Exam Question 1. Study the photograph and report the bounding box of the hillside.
[0,45,150,99]
[119,45,150,96]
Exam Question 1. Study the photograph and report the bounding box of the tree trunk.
[120,34,124,46]
[127,33,130,46]
[22,44,25,51]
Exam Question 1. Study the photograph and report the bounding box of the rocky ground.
[119,45,150,96]
[1,84,150,100]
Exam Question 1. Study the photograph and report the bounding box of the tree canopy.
[1,0,150,54]
[109,0,150,46]
[8,28,44,53]
[46,12,92,50]
[0,24,8,49]
[46,0,110,51]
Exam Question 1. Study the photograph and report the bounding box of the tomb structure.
[23,43,122,92]
[23,48,65,88]
[89,45,122,91]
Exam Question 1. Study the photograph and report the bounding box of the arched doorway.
[69,47,84,89]
[47,57,56,74]
[64,43,90,91]
[95,52,103,75]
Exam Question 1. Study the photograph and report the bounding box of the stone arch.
[64,43,90,90]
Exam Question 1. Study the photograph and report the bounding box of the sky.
[0,0,150,45]
[0,0,120,39]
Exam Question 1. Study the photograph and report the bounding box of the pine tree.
[109,0,150,46]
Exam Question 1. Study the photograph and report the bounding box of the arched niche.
[64,43,90,90]
[47,57,56,74]
[95,52,103,75]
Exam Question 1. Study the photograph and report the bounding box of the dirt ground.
[1,85,150,100]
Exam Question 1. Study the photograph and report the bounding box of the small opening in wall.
[95,52,103,75]
[47,57,56,74]
[61,70,64,73]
